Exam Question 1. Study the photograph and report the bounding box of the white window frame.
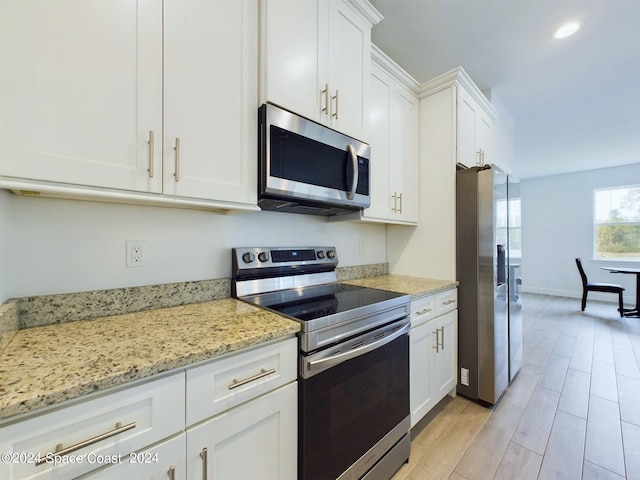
[593,184,640,262]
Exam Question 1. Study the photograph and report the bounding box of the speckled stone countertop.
[343,274,457,299]
[0,299,299,421]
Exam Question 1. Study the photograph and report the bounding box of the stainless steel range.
[232,246,411,480]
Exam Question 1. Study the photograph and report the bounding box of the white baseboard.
[521,286,636,306]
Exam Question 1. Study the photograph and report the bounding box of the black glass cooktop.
[241,283,407,323]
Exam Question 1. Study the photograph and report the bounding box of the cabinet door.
[410,322,433,427]
[431,310,457,400]
[327,0,371,140]
[457,86,481,168]
[366,65,393,220]
[186,383,297,480]
[260,0,324,123]
[476,108,494,165]
[81,434,186,480]
[389,86,419,223]
[0,0,163,192]
[164,0,257,205]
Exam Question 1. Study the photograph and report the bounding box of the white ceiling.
[369,0,640,179]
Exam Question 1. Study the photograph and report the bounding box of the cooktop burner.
[241,282,407,323]
[231,246,410,351]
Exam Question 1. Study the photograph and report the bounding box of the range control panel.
[233,246,338,269]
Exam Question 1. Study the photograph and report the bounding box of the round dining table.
[601,266,640,317]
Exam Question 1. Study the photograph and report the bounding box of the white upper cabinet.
[0,0,163,193]
[0,0,258,212]
[364,56,419,224]
[164,0,257,205]
[260,0,382,141]
[457,86,494,168]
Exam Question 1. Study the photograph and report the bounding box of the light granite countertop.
[343,274,457,299]
[0,298,299,421]
[0,272,454,423]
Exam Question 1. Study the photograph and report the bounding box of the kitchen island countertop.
[343,274,457,298]
[0,298,299,421]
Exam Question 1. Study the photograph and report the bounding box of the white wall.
[3,194,387,299]
[521,163,640,305]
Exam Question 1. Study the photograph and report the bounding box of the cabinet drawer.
[186,338,297,425]
[0,372,185,480]
[436,289,457,315]
[80,433,186,480]
[411,295,435,326]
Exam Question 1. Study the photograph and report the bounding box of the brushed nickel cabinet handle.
[173,137,181,182]
[35,421,136,466]
[168,465,176,480]
[200,447,208,480]
[321,84,329,115]
[432,329,439,353]
[228,368,276,390]
[439,326,445,349]
[147,131,155,178]
[416,307,432,316]
[398,192,403,214]
[332,90,339,119]
[443,299,456,305]
[391,192,397,212]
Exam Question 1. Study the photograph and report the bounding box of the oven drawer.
[436,289,457,316]
[411,294,436,326]
[186,337,297,425]
[0,372,185,480]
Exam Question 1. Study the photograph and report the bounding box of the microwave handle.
[347,144,358,200]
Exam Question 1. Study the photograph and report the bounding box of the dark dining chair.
[575,258,625,316]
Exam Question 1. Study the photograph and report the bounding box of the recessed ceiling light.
[554,21,580,39]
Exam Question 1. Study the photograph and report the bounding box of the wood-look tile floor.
[393,293,640,480]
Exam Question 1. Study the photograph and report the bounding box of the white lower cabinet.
[410,289,458,427]
[79,433,186,480]
[185,338,298,480]
[0,372,185,480]
[186,382,297,480]
[0,338,298,480]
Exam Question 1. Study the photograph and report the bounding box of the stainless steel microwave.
[258,103,371,216]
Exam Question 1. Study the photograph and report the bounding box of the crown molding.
[347,0,384,25]
[371,44,420,93]
[416,66,497,120]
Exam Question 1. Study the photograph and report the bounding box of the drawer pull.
[168,465,176,480]
[200,447,208,480]
[442,299,456,305]
[228,368,276,390]
[173,137,181,182]
[35,421,136,466]
[416,307,432,315]
[147,130,155,178]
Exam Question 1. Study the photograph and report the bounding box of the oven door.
[299,320,410,480]
[258,103,370,210]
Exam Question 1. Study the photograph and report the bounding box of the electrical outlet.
[126,241,146,267]
[461,367,469,386]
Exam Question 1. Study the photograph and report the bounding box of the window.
[496,197,521,260]
[594,185,640,261]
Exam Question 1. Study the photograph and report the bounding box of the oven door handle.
[306,321,410,374]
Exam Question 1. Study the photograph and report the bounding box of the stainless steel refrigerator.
[456,164,522,406]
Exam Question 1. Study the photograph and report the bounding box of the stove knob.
[258,251,270,262]
[327,249,336,259]
[242,252,255,264]
[316,250,325,259]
